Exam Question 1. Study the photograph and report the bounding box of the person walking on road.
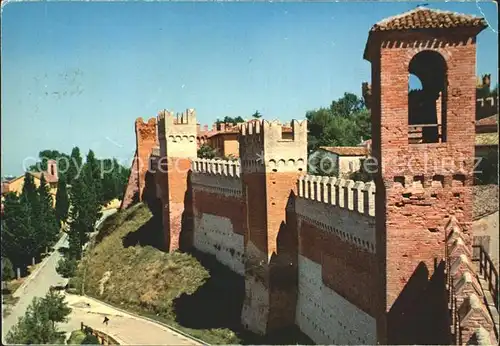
[103,316,109,326]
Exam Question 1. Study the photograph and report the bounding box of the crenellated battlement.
[191,158,242,197]
[477,96,498,107]
[192,158,241,178]
[135,117,157,140]
[445,217,498,345]
[156,108,197,158]
[239,119,308,173]
[297,175,376,217]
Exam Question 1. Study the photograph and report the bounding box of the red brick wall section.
[242,173,268,255]
[163,157,192,252]
[193,190,245,235]
[136,117,158,201]
[299,220,378,316]
[366,29,479,342]
[265,172,300,257]
[120,150,139,210]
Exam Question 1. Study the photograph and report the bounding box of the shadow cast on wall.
[122,170,164,250]
[172,249,246,330]
[387,260,450,345]
[179,170,194,252]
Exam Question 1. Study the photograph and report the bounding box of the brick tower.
[156,109,197,251]
[363,7,487,343]
[240,119,307,334]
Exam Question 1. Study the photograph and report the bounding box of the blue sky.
[1,1,498,176]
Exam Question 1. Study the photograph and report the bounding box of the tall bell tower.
[363,7,487,343]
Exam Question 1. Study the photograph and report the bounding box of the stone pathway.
[61,293,200,345]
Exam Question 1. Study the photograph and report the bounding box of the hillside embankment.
[72,203,240,344]
[73,203,312,345]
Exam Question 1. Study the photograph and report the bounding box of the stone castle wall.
[294,175,377,343]
[191,158,245,275]
[121,7,498,345]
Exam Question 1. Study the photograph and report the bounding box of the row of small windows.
[393,174,465,188]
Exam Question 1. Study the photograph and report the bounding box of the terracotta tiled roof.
[30,171,58,184]
[370,7,487,32]
[476,114,498,127]
[319,146,368,156]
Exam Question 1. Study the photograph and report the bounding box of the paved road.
[1,209,117,342]
[61,293,199,345]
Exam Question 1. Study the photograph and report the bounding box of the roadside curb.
[79,294,208,345]
[12,233,68,298]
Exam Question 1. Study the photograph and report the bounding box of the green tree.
[38,174,60,249]
[306,93,371,152]
[67,147,83,183]
[85,150,103,204]
[330,92,365,117]
[5,291,71,344]
[67,178,90,259]
[1,193,38,268]
[55,174,70,225]
[219,116,245,125]
[252,110,262,119]
[309,151,339,177]
[56,257,78,278]
[81,334,100,344]
[21,172,38,203]
[197,144,217,159]
[2,257,15,282]
[41,290,72,328]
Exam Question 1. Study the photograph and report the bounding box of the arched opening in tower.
[408,50,447,144]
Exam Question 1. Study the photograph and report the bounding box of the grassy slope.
[75,203,240,344]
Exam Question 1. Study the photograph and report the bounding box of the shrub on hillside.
[6,290,71,344]
[2,257,15,282]
[74,204,243,344]
[81,334,100,344]
[56,257,78,278]
[66,330,86,344]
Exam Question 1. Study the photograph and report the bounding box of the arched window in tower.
[408,50,447,144]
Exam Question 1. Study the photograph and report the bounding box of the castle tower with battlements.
[363,7,488,343]
[156,109,198,251]
[240,119,307,334]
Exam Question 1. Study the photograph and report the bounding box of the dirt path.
[61,293,200,345]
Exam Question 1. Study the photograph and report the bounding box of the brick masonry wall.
[120,150,139,210]
[265,172,300,257]
[294,196,378,343]
[367,30,479,342]
[296,255,377,344]
[241,240,271,335]
[192,187,245,275]
[136,118,159,200]
[158,157,193,252]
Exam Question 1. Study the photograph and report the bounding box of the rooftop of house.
[370,6,487,32]
[476,114,498,127]
[319,146,369,157]
[30,171,58,184]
